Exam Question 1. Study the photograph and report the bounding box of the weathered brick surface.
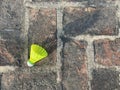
[28,8,57,66]
[0,0,23,31]
[1,69,57,90]
[63,5,118,36]
[94,38,120,66]
[91,68,120,90]
[62,38,88,90]
[0,0,120,90]
[0,0,24,67]
[62,0,88,2]
[32,0,58,2]
[89,0,117,6]
[0,31,24,66]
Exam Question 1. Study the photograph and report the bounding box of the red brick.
[1,69,58,90]
[89,0,117,6]
[0,31,24,66]
[28,8,57,66]
[0,0,23,31]
[0,0,24,66]
[62,0,88,1]
[62,38,88,90]
[32,0,58,2]
[94,38,120,66]
[63,5,118,36]
[91,68,120,90]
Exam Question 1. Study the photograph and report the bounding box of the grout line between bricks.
[115,0,120,36]
[25,2,59,9]
[119,28,120,36]
[22,7,29,66]
[24,0,31,3]
[24,1,117,9]
[20,66,57,73]
[25,2,87,9]
[86,40,94,90]
[61,2,87,7]
[56,8,63,84]
[95,63,120,70]
[0,66,18,73]
[94,63,120,72]
[74,35,119,41]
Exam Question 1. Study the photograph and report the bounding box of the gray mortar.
[57,8,63,84]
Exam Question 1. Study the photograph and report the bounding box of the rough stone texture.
[89,0,117,6]
[62,0,88,2]
[63,5,118,36]
[1,68,57,90]
[94,38,120,66]
[0,0,24,67]
[0,0,23,31]
[91,68,120,90]
[0,0,120,90]
[62,38,88,90]
[0,30,24,66]
[0,74,2,88]
[32,0,58,2]
[28,8,57,66]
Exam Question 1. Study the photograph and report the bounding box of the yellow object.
[27,44,48,67]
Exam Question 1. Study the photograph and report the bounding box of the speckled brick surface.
[0,0,120,90]
[28,8,57,67]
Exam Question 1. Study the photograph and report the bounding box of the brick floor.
[94,38,120,66]
[0,30,24,66]
[62,0,88,2]
[0,0,24,67]
[1,68,58,90]
[32,0,58,2]
[63,5,118,36]
[91,68,120,90]
[62,38,88,90]
[0,0,23,31]
[28,8,57,66]
[0,0,120,90]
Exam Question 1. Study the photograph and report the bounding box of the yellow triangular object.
[27,44,48,67]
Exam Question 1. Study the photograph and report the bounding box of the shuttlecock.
[27,44,48,67]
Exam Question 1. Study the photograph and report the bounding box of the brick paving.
[0,0,120,90]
